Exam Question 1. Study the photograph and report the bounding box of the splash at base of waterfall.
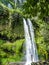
[25,61,32,65]
[23,18,39,65]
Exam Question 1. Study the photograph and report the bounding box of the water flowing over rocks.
[9,61,49,65]
[23,18,38,65]
[32,61,49,65]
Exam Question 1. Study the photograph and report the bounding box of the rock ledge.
[9,61,49,65]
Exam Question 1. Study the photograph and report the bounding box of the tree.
[23,0,49,60]
[23,0,49,19]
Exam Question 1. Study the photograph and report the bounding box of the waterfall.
[27,19,38,62]
[8,3,12,8]
[23,18,32,65]
[14,0,25,4]
[23,18,38,65]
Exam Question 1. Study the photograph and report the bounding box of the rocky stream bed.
[9,61,49,65]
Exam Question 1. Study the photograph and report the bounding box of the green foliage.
[0,0,49,63]
[0,39,5,45]
[0,39,24,65]
[23,0,49,61]
[23,0,49,18]
[0,9,24,41]
[35,19,49,60]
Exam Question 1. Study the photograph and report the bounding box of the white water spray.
[8,3,12,8]
[23,18,38,65]
[23,18,32,65]
[27,19,38,62]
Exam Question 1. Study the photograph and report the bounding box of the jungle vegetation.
[0,0,49,65]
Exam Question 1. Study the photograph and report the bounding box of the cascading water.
[23,18,32,65]
[27,19,38,62]
[8,3,12,8]
[23,18,38,65]
[14,0,25,4]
